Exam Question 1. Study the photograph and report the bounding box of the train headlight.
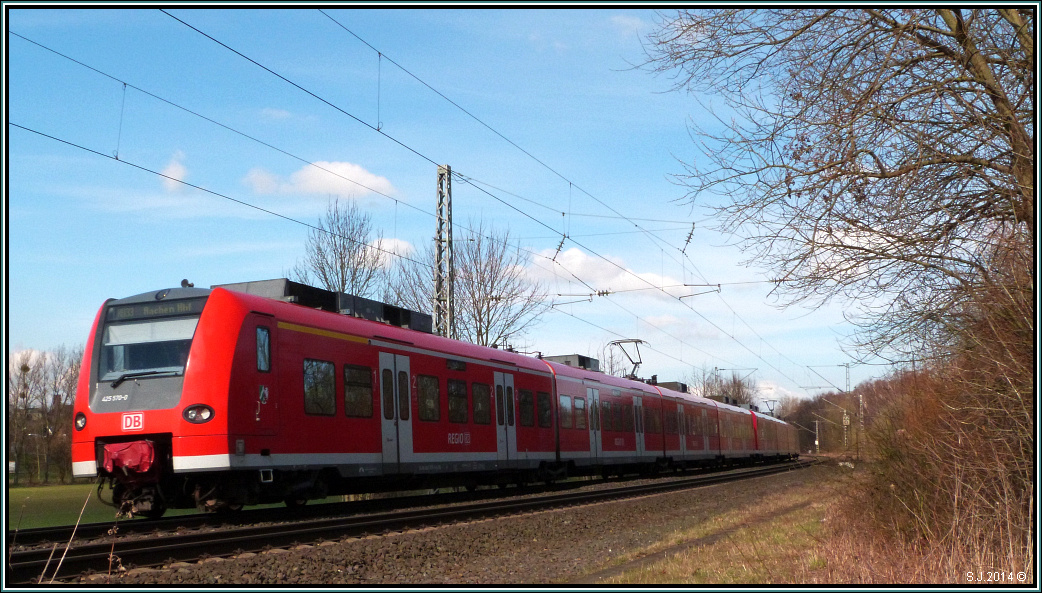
[183,405,215,424]
[75,413,87,431]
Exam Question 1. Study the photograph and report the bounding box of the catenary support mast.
[435,165,456,339]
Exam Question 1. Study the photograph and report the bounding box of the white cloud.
[71,186,269,220]
[160,151,187,192]
[370,237,414,269]
[527,31,568,54]
[642,314,720,342]
[610,15,649,36]
[175,241,304,258]
[756,380,812,403]
[260,108,292,120]
[242,168,281,195]
[530,247,688,302]
[243,161,396,198]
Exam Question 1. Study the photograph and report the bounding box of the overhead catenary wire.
[16,115,731,374]
[159,16,807,382]
[8,122,429,269]
[9,31,583,292]
[12,30,717,373]
[324,12,719,287]
[323,23,824,380]
[17,16,855,389]
[165,16,815,384]
[150,13,710,314]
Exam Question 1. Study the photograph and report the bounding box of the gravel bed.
[76,464,830,585]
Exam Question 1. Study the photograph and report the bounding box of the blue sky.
[5,7,883,402]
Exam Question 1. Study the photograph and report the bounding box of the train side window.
[496,385,505,426]
[506,386,515,427]
[537,392,552,428]
[344,365,373,418]
[612,402,624,431]
[448,379,468,423]
[519,390,535,427]
[559,395,573,429]
[590,399,598,431]
[417,375,439,422]
[397,370,410,421]
[601,401,612,431]
[382,369,394,420]
[665,409,677,434]
[622,404,634,432]
[573,397,586,429]
[256,327,271,372]
[303,359,336,416]
[472,383,491,424]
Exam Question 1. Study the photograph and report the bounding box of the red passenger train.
[72,279,798,517]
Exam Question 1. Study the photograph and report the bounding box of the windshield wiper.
[110,370,177,388]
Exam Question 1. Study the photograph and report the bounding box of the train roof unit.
[213,278,433,334]
[542,354,600,372]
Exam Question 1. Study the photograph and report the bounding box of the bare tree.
[719,371,756,406]
[40,345,82,483]
[599,343,630,377]
[387,221,548,347]
[774,394,802,420]
[646,9,1034,573]
[8,350,44,485]
[385,240,436,317]
[292,198,386,298]
[7,347,81,485]
[645,9,1033,360]
[687,364,722,399]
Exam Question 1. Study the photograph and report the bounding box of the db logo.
[122,413,144,432]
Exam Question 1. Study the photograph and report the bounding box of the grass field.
[7,482,201,531]
[7,481,353,531]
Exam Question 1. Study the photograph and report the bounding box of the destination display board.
[106,297,208,322]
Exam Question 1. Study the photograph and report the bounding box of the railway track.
[9,459,814,584]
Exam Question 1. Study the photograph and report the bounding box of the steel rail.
[10,460,813,584]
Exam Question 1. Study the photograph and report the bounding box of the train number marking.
[122,413,144,432]
[448,432,471,445]
[102,394,129,402]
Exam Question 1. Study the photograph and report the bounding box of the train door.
[633,396,646,457]
[676,402,687,457]
[248,314,278,436]
[701,408,710,452]
[379,352,412,471]
[494,372,516,464]
[588,387,601,461]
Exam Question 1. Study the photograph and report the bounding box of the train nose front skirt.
[102,440,155,474]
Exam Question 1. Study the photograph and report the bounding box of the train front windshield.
[98,295,208,383]
[100,316,199,380]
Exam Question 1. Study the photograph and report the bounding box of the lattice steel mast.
[435,165,456,339]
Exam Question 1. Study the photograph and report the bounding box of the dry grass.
[810,518,1034,585]
[602,467,837,585]
[815,463,1035,585]
[597,460,1034,586]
